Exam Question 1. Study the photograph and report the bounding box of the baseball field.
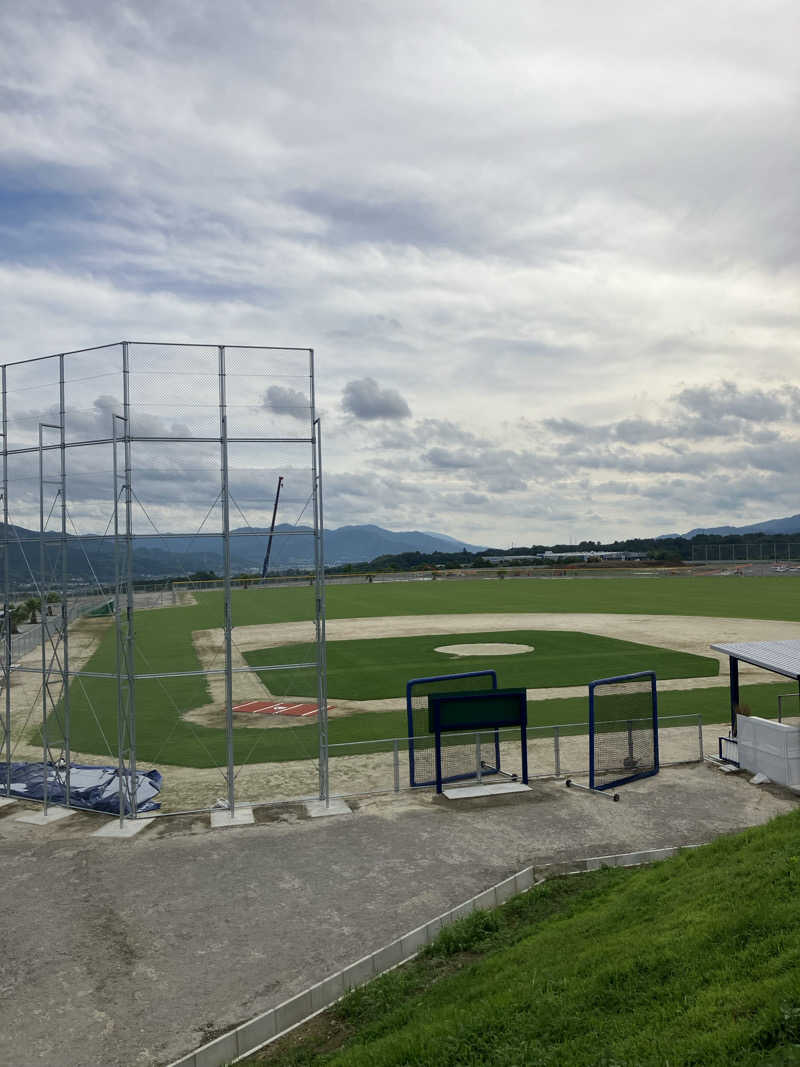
[26,573,800,776]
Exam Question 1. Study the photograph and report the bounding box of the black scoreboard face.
[428,688,527,734]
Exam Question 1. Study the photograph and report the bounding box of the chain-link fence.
[325,713,705,800]
[1,342,327,822]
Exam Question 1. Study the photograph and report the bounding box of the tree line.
[4,593,62,633]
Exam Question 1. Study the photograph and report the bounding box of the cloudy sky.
[1,1,798,545]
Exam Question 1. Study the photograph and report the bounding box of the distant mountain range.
[1,522,486,585]
[669,514,800,539]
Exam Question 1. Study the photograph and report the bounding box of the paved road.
[1,763,797,1067]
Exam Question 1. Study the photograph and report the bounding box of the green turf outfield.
[243,629,718,700]
[39,573,800,767]
[181,573,800,627]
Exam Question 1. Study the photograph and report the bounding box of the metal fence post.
[475,733,482,782]
[393,739,400,792]
[697,715,704,759]
[218,345,235,817]
[553,725,561,777]
[775,693,799,723]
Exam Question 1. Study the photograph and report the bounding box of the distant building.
[481,551,641,564]
[481,555,540,564]
[538,550,640,561]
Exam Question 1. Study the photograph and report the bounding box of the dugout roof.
[710,639,800,733]
[710,640,800,680]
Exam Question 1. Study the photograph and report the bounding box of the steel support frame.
[0,341,327,820]
[218,345,236,816]
[1,366,9,795]
[37,390,71,812]
[312,399,330,803]
[112,406,137,824]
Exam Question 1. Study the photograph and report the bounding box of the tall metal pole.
[310,349,329,805]
[218,345,235,815]
[1,365,10,796]
[59,355,70,806]
[122,343,137,819]
[112,413,127,829]
[38,423,48,814]
[37,418,64,812]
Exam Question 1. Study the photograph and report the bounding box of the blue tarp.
[0,762,162,814]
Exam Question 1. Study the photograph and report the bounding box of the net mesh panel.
[435,728,501,786]
[408,672,499,787]
[590,676,657,790]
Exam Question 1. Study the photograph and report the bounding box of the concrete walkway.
[1,762,798,1067]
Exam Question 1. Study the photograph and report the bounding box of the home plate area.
[232,699,325,718]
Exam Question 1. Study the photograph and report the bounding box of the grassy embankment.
[242,808,800,1066]
[47,575,800,767]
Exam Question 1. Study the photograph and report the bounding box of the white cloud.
[263,385,309,421]
[0,1,798,542]
[341,378,411,421]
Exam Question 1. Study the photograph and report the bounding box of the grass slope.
[244,809,800,1066]
[244,630,718,701]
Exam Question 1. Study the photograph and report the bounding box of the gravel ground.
[1,761,797,1067]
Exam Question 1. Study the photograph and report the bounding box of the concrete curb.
[166,841,699,1067]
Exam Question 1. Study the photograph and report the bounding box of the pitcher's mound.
[435,642,534,657]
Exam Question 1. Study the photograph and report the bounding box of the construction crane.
[261,476,284,578]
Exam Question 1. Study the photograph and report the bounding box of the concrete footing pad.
[210,803,255,828]
[15,806,76,825]
[305,798,352,818]
[443,781,531,800]
[0,796,16,808]
[92,817,156,839]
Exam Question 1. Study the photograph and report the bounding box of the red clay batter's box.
[232,699,330,718]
